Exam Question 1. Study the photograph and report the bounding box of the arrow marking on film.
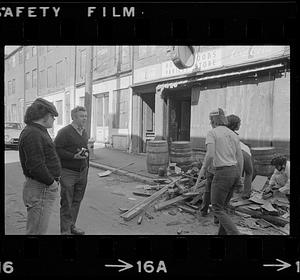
[105,259,133,272]
[263,259,291,271]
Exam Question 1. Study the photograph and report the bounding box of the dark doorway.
[142,93,155,153]
[168,89,191,142]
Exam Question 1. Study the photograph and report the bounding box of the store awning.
[157,63,285,91]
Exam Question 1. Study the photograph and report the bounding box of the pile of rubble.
[229,175,290,235]
[119,164,290,235]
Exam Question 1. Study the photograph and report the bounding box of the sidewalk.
[89,147,160,185]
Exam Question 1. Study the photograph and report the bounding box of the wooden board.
[121,178,181,221]
[178,205,196,214]
[132,191,152,197]
[154,195,190,211]
[231,200,252,207]
[251,175,268,192]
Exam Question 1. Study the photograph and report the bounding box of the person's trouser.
[23,177,59,235]
[201,171,214,214]
[211,165,240,235]
[242,151,254,197]
[60,167,88,234]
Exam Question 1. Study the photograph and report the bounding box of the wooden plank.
[190,194,202,205]
[231,200,252,207]
[178,205,196,214]
[154,195,190,211]
[132,191,152,197]
[251,175,268,192]
[231,205,289,227]
[137,215,143,225]
[121,178,182,221]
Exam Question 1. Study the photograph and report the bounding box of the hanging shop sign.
[168,46,196,69]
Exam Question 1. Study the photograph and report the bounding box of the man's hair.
[226,114,241,131]
[71,106,87,120]
[24,103,50,124]
[209,108,228,126]
[271,155,287,166]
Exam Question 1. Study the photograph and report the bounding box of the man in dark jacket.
[54,106,89,235]
[19,98,61,235]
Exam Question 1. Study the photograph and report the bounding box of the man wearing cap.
[196,108,243,235]
[19,98,61,235]
[54,106,89,235]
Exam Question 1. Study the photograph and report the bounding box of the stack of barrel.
[146,140,169,174]
[170,141,193,172]
[251,147,276,177]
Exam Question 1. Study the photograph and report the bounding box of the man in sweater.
[54,106,89,235]
[19,98,61,235]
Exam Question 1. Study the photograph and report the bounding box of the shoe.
[71,226,85,235]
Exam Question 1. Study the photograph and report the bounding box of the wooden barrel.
[146,141,169,174]
[251,147,276,177]
[170,141,193,168]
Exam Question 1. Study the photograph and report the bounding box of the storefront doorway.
[94,92,109,143]
[141,93,155,153]
[168,89,191,142]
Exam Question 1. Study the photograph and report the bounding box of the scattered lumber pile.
[230,175,290,235]
[120,164,206,224]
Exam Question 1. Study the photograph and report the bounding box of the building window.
[47,66,54,88]
[7,81,12,95]
[56,61,64,87]
[12,79,15,95]
[80,49,86,79]
[79,96,85,107]
[55,100,63,125]
[121,46,130,66]
[12,55,16,68]
[39,46,46,56]
[25,72,31,90]
[47,46,54,52]
[11,104,17,122]
[39,70,46,89]
[25,47,30,60]
[19,49,23,64]
[32,69,37,88]
[32,46,37,57]
[113,88,129,129]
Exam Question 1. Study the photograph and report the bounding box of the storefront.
[131,46,290,156]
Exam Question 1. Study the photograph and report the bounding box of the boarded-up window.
[113,88,129,129]
[56,100,63,125]
[95,46,116,73]
[32,69,37,88]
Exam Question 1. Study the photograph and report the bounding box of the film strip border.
[0,236,299,276]
[0,2,297,44]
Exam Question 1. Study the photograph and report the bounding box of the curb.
[89,161,156,185]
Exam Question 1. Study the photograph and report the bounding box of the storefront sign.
[162,48,222,78]
[223,46,286,67]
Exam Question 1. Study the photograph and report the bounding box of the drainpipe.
[129,45,135,153]
[73,46,77,107]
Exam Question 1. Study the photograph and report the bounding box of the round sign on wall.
[169,46,195,69]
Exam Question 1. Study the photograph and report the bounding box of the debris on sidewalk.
[230,175,290,234]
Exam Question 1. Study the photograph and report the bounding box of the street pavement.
[4,149,281,235]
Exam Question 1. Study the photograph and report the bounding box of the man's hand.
[74,150,88,159]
